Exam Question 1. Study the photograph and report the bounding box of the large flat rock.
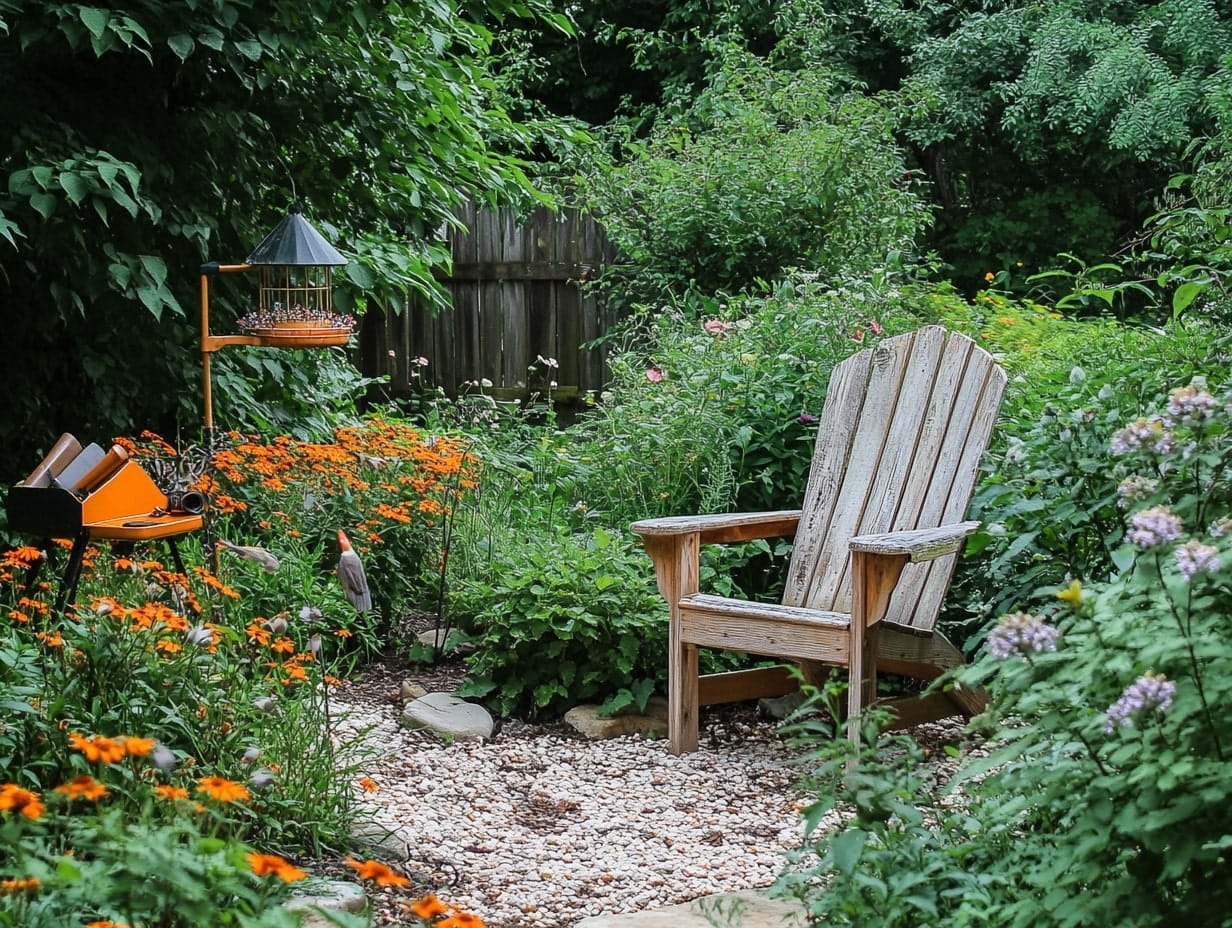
[573,890,807,928]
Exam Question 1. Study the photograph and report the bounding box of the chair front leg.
[641,532,702,755]
[847,549,909,745]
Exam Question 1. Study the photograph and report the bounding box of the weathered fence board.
[357,201,617,404]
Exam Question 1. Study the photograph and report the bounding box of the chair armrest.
[848,521,980,562]
[630,510,801,546]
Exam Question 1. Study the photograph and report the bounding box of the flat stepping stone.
[573,890,807,927]
[401,692,494,741]
[284,878,366,927]
[564,698,669,740]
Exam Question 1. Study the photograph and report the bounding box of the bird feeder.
[200,208,352,433]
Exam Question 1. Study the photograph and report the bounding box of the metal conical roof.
[246,209,347,266]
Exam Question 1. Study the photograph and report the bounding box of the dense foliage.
[0,0,571,487]
[778,375,1232,925]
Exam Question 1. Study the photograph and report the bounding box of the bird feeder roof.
[246,209,347,266]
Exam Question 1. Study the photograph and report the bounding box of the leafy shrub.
[454,527,666,717]
[569,51,930,306]
[943,318,1231,638]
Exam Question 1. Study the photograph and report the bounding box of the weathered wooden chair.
[631,326,1007,753]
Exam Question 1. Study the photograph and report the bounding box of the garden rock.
[416,627,477,655]
[572,890,807,927]
[563,697,669,740]
[400,680,428,702]
[284,878,366,927]
[756,690,808,721]
[401,692,494,741]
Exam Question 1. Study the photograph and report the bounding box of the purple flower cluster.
[1103,672,1176,733]
[986,612,1061,659]
[1175,540,1220,579]
[1110,417,1174,456]
[1116,475,1158,510]
[1166,384,1218,426]
[1125,506,1184,548]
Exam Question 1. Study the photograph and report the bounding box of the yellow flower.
[1057,579,1084,604]
[984,272,995,281]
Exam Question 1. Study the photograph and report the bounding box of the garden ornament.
[336,529,372,613]
[216,538,281,573]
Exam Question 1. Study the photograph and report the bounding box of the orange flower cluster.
[209,417,477,542]
[0,877,40,895]
[345,857,411,887]
[404,893,487,928]
[0,783,44,820]
[196,776,250,803]
[54,775,108,801]
[69,732,153,764]
[247,852,308,882]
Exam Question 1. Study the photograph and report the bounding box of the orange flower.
[334,628,353,638]
[345,857,411,887]
[69,732,127,764]
[405,894,449,920]
[196,776,250,803]
[438,914,486,928]
[85,921,130,928]
[154,785,189,801]
[358,777,379,793]
[0,876,39,894]
[121,736,155,757]
[54,775,108,801]
[35,630,64,647]
[270,637,296,654]
[247,852,308,882]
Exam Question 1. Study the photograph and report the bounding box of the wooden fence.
[357,201,618,403]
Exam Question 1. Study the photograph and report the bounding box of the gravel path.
[327,656,967,928]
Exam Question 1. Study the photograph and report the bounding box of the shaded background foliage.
[0,0,569,485]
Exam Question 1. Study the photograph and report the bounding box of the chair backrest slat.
[782,327,1006,632]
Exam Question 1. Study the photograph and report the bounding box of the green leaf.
[58,172,89,205]
[78,7,109,39]
[1172,281,1203,317]
[30,192,56,219]
[139,254,168,286]
[594,574,617,591]
[167,33,195,61]
[829,828,867,875]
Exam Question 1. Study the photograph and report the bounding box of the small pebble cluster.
[331,688,818,928]
[328,663,971,928]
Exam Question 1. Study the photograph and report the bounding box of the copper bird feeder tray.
[200,208,351,429]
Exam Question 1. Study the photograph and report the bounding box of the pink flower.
[703,319,733,335]
[646,366,664,383]
[868,319,884,335]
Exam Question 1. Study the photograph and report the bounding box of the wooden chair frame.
[631,327,1006,753]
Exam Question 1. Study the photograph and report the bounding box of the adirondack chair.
[631,326,1007,753]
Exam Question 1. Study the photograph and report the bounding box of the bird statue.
[216,539,281,573]
[336,530,372,613]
